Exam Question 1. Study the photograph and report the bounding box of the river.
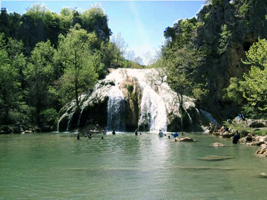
[0,132,266,200]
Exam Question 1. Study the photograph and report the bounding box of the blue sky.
[1,1,204,64]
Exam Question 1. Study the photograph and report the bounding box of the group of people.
[159,130,184,138]
[77,127,184,140]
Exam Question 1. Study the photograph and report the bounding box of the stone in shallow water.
[175,137,195,142]
[198,155,233,161]
[255,144,267,157]
[211,142,225,147]
[258,173,267,178]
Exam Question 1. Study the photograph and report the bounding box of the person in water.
[112,130,116,135]
[135,129,138,136]
[232,131,240,144]
[159,130,164,137]
[173,132,179,138]
[103,129,107,135]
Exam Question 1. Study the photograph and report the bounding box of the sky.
[0,0,205,64]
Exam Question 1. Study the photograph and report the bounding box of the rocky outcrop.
[58,68,211,132]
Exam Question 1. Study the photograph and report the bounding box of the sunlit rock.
[255,144,267,157]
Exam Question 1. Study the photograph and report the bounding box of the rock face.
[58,68,209,132]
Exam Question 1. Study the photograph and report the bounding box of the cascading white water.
[57,68,201,132]
[106,68,168,132]
[107,86,126,131]
[139,84,167,131]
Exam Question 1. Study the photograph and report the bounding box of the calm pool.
[0,132,266,200]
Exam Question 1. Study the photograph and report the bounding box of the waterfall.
[139,84,167,132]
[105,68,167,132]
[107,86,126,131]
[57,68,201,132]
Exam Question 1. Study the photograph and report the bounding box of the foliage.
[160,0,267,120]
[56,26,99,108]
[80,6,111,42]
[226,39,267,118]
[0,34,25,124]
[24,40,55,124]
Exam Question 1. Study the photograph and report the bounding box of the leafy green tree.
[80,5,111,42]
[0,34,19,123]
[0,34,24,124]
[56,26,99,108]
[226,39,267,117]
[240,39,267,116]
[25,40,55,124]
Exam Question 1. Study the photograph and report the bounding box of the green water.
[1,132,267,200]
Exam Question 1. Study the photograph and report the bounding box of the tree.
[240,39,267,116]
[226,38,267,117]
[0,34,20,123]
[100,41,119,69]
[80,4,111,42]
[25,40,55,125]
[56,26,99,108]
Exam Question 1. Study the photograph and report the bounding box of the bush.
[40,108,58,126]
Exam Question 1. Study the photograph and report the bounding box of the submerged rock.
[198,155,233,161]
[259,173,267,178]
[212,142,225,147]
[175,137,195,142]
